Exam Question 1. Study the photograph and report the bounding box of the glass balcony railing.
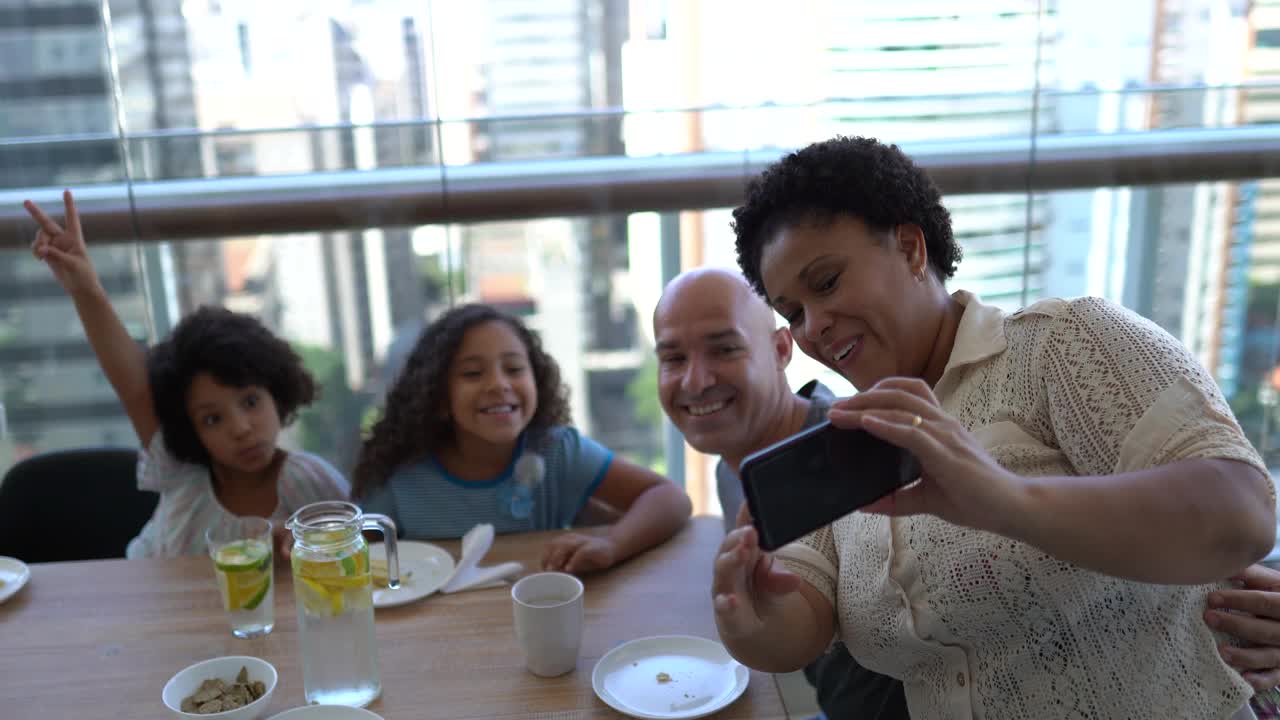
[7,0,1280,528]
[3,120,1280,246]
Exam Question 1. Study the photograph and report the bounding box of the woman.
[712,136,1277,718]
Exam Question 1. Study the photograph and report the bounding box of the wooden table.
[0,516,791,719]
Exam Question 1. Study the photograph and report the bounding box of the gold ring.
[911,414,923,427]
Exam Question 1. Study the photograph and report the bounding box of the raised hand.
[711,525,801,641]
[24,189,159,447]
[25,190,99,297]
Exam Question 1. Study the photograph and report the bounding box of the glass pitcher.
[286,501,399,707]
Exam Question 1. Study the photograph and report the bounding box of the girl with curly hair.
[24,192,349,559]
[353,303,690,574]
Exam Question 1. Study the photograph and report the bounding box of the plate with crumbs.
[591,635,749,719]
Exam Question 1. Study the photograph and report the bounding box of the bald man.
[653,267,909,719]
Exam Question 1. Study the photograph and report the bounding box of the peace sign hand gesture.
[25,190,99,297]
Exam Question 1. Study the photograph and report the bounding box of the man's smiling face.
[653,269,792,461]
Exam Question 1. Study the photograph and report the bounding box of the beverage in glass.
[206,517,274,638]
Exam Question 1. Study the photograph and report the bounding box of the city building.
[0,0,198,466]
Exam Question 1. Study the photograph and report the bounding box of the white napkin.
[441,523,524,594]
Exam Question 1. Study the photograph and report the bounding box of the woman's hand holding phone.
[828,376,1025,535]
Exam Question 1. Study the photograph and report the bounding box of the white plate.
[369,541,455,609]
[0,556,31,604]
[592,635,750,720]
[267,706,384,719]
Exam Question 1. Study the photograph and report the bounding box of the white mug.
[511,571,584,677]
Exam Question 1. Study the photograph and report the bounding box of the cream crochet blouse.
[778,292,1272,720]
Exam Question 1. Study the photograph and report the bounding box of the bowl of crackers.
[162,655,277,719]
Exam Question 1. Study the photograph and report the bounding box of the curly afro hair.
[148,306,317,467]
[733,135,961,297]
[351,304,571,499]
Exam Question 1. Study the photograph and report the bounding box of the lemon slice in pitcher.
[296,575,341,615]
[294,549,366,580]
[293,548,370,616]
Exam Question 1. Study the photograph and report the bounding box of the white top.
[126,432,350,559]
[778,292,1270,720]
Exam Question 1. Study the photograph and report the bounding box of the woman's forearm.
[605,482,692,562]
[1004,458,1274,584]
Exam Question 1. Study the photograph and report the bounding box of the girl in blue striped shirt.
[353,304,690,574]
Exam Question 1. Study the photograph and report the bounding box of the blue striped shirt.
[359,425,614,540]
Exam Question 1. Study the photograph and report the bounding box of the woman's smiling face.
[759,215,937,391]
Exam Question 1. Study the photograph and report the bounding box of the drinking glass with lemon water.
[206,517,274,638]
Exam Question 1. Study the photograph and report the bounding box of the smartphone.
[739,420,921,551]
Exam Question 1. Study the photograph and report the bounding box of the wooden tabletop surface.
[0,516,790,719]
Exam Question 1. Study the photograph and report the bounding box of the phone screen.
[739,421,920,551]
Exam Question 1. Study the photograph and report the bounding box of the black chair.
[0,447,158,562]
